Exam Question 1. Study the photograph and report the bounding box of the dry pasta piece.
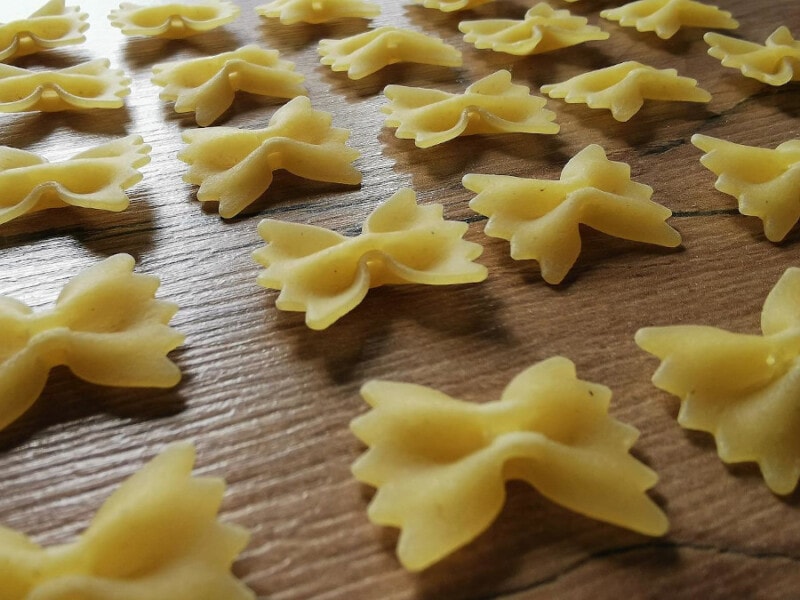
[253,188,487,330]
[383,70,558,148]
[0,254,184,431]
[541,61,711,121]
[413,0,494,13]
[464,144,681,284]
[351,356,669,571]
[0,58,129,113]
[692,134,800,242]
[0,0,88,62]
[179,96,361,218]
[459,3,608,56]
[636,268,800,495]
[600,0,738,40]
[0,443,254,599]
[318,26,462,80]
[108,0,240,38]
[705,26,800,86]
[152,45,307,127]
[255,0,380,24]
[0,135,150,225]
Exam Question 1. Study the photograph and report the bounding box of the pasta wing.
[464,144,680,284]
[0,0,88,62]
[0,443,254,600]
[600,0,738,39]
[459,3,608,56]
[383,70,558,147]
[253,188,486,329]
[0,254,183,431]
[541,61,711,121]
[109,1,240,38]
[637,268,800,494]
[692,133,800,241]
[351,357,667,571]
[0,135,151,225]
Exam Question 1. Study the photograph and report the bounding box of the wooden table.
[1,0,799,597]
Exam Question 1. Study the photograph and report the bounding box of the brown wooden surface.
[1,0,799,598]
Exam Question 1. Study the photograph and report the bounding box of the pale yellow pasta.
[318,26,462,80]
[414,0,494,13]
[383,70,558,148]
[0,135,150,225]
[464,144,681,284]
[600,0,738,40]
[253,188,487,330]
[541,61,711,121]
[108,0,240,38]
[351,356,669,571]
[152,45,307,127]
[459,3,608,56]
[705,26,800,86]
[0,58,129,112]
[637,267,800,495]
[692,133,800,242]
[0,0,88,62]
[0,443,254,600]
[256,0,380,24]
[0,254,184,431]
[179,96,361,218]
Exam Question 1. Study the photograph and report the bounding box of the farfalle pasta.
[636,267,800,495]
[253,188,487,330]
[541,61,711,122]
[0,254,183,431]
[0,443,254,599]
[464,144,681,284]
[0,58,129,112]
[152,45,307,127]
[413,0,494,13]
[600,0,738,40]
[255,0,380,24]
[0,135,150,225]
[351,357,669,571]
[692,133,800,242]
[318,26,462,80]
[383,70,558,148]
[0,0,88,62]
[705,26,800,86]
[459,3,608,56]
[109,0,240,38]
[179,96,361,218]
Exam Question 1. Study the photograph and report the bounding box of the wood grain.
[1,0,799,598]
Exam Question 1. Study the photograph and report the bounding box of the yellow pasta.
[541,61,711,121]
[152,45,307,127]
[383,70,558,148]
[637,267,800,495]
[256,0,380,24]
[0,58,129,113]
[692,133,800,242]
[413,0,494,13]
[318,26,462,80]
[0,443,254,600]
[0,254,184,431]
[705,26,800,86]
[600,0,738,40]
[179,96,361,218]
[108,0,240,38]
[0,135,150,225]
[464,144,681,284]
[459,3,608,56]
[0,0,88,62]
[351,357,668,571]
[253,188,487,330]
